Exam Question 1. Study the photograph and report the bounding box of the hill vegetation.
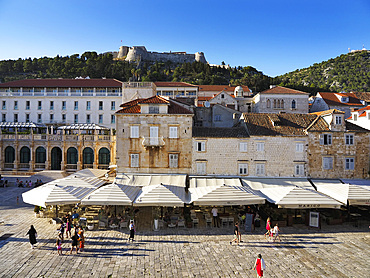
[275,50,370,94]
[1,50,369,94]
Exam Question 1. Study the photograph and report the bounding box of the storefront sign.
[298,204,320,208]
[309,212,320,228]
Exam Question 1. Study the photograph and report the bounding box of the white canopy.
[58,123,109,130]
[0,122,45,128]
[22,176,104,207]
[242,178,343,209]
[115,173,186,187]
[341,179,370,191]
[133,184,187,207]
[72,168,109,179]
[189,177,265,206]
[311,179,370,206]
[81,183,140,206]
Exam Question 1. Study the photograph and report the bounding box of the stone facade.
[115,96,193,174]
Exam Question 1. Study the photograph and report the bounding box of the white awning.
[72,168,109,179]
[0,122,45,128]
[341,179,370,191]
[58,123,109,130]
[311,179,370,206]
[189,177,265,206]
[115,173,187,187]
[241,178,343,209]
[22,176,104,207]
[81,183,140,206]
[133,184,187,207]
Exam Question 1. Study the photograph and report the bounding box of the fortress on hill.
[115,46,207,64]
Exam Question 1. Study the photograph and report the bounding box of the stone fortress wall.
[117,46,207,63]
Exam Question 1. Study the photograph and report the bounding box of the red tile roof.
[198,85,250,92]
[310,109,345,116]
[116,95,193,114]
[318,92,363,106]
[0,78,123,88]
[259,86,309,95]
[154,82,197,87]
[350,92,370,102]
[242,113,329,136]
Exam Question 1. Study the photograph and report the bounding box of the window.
[50,114,54,123]
[2,101,6,110]
[130,154,139,168]
[169,126,178,138]
[353,114,358,121]
[296,142,304,152]
[196,162,206,175]
[37,114,42,123]
[86,101,91,110]
[99,101,103,110]
[38,101,42,110]
[335,116,342,125]
[98,114,103,124]
[111,101,116,110]
[14,101,18,110]
[239,142,247,152]
[74,101,78,110]
[149,106,159,113]
[2,114,6,122]
[196,141,206,152]
[169,154,178,168]
[323,157,333,170]
[25,114,30,123]
[62,114,66,123]
[319,134,332,145]
[74,114,78,124]
[111,115,115,124]
[345,157,354,170]
[266,99,271,108]
[62,101,66,110]
[256,164,265,175]
[130,126,139,138]
[14,114,18,122]
[238,163,248,175]
[256,142,264,151]
[50,101,54,110]
[345,134,354,145]
[214,115,221,121]
[295,164,304,176]
[291,100,296,109]
[26,101,30,110]
[86,114,91,124]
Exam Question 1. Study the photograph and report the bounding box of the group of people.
[56,213,85,255]
[264,217,281,242]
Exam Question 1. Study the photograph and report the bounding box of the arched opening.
[83,147,94,168]
[98,147,110,169]
[266,99,271,108]
[67,147,78,170]
[291,99,296,109]
[4,146,15,169]
[51,147,62,170]
[35,146,46,169]
[281,99,284,108]
[20,146,31,169]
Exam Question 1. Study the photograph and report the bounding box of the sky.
[0,0,369,77]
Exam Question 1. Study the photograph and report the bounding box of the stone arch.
[20,146,31,163]
[5,146,15,163]
[83,147,94,167]
[291,99,296,109]
[98,147,110,166]
[35,146,46,163]
[266,99,271,108]
[67,147,78,165]
[51,147,62,170]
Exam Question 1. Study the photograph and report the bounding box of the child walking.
[56,238,63,255]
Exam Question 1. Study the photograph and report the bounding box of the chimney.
[270,85,276,89]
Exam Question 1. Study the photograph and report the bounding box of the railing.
[19,163,30,169]
[34,163,46,170]
[98,164,109,170]
[97,135,111,141]
[18,134,32,140]
[141,136,165,148]
[83,135,95,141]
[0,91,121,97]
[83,164,93,169]
[2,134,16,140]
[65,164,78,170]
[49,135,63,141]
[4,163,14,169]
[123,82,153,88]
[0,134,113,142]
[65,135,79,141]
[33,134,47,140]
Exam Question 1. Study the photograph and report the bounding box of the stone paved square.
[1,187,369,278]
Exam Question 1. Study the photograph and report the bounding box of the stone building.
[193,104,241,128]
[347,106,370,130]
[115,95,193,174]
[252,86,309,114]
[310,91,364,118]
[308,109,370,179]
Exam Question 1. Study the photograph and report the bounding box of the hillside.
[0,52,272,93]
[275,50,370,94]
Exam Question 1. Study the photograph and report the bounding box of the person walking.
[230,222,240,245]
[211,207,219,228]
[78,227,85,252]
[65,218,72,238]
[70,231,78,254]
[58,223,65,242]
[26,225,37,249]
[264,217,271,239]
[128,220,135,242]
[272,223,281,242]
[253,254,266,278]
[56,238,63,255]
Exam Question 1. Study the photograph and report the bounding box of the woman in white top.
[272,223,281,242]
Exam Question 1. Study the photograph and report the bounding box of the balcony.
[141,136,165,148]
